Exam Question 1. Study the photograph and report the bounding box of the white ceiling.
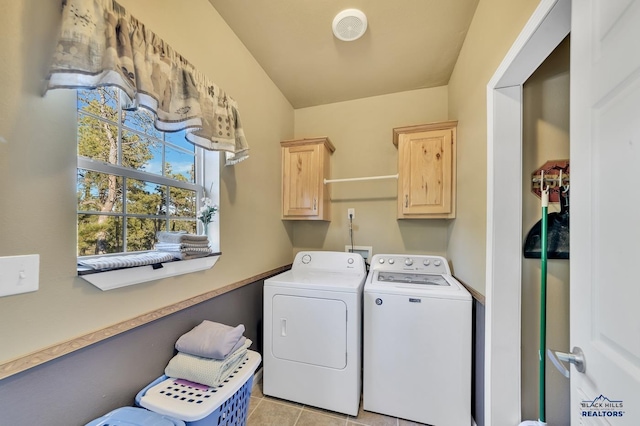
[208,0,480,109]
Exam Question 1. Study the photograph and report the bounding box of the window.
[76,87,204,257]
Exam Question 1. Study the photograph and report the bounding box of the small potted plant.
[197,197,218,237]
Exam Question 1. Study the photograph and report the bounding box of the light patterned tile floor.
[247,378,430,426]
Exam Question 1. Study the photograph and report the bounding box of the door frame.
[484,0,570,424]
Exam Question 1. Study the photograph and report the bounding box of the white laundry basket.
[136,350,261,426]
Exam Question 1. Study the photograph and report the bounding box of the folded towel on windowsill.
[78,251,175,270]
[155,242,210,250]
[156,231,209,244]
[156,250,212,260]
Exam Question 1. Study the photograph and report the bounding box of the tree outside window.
[77,87,202,256]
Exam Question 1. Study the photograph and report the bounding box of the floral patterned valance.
[46,0,249,165]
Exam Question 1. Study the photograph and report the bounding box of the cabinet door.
[282,144,321,217]
[399,129,454,217]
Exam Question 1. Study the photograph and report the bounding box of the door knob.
[547,346,586,378]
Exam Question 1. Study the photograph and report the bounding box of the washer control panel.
[371,254,450,275]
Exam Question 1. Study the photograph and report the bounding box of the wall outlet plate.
[345,245,372,261]
[0,254,39,297]
[347,208,355,220]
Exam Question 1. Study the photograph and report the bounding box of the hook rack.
[531,171,570,187]
[530,160,570,203]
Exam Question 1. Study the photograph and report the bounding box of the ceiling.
[207,0,480,109]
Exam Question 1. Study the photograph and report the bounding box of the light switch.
[0,254,39,297]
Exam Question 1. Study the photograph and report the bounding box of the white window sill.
[78,254,220,291]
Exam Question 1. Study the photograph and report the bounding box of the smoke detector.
[332,9,368,41]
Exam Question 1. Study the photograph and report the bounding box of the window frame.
[75,88,220,287]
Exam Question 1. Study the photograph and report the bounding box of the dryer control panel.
[292,251,366,273]
[370,254,451,275]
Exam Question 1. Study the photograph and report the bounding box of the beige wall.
[447,0,542,292]
[293,0,545,295]
[0,0,294,364]
[0,0,555,387]
[293,87,450,257]
[521,37,570,425]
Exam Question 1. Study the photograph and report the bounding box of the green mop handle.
[539,184,549,424]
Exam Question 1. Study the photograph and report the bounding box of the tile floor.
[247,378,428,426]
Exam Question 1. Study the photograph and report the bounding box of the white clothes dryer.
[363,254,472,426]
[263,251,366,416]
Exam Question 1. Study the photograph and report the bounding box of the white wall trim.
[486,85,524,426]
[80,256,220,291]
[484,0,570,425]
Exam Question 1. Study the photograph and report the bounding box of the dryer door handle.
[280,318,287,337]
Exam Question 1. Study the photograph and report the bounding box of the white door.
[271,295,347,369]
[570,0,640,423]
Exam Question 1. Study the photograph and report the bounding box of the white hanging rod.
[324,174,399,184]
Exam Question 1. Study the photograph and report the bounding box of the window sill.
[78,254,220,291]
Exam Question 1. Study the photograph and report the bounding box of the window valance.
[46,0,249,165]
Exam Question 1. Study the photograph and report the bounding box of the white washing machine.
[263,250,366,416]
[363,254,472,426]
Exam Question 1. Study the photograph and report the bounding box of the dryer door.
[272,295,347,369]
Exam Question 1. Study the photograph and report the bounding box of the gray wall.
[0,280,486,426]
[0,281,263,426]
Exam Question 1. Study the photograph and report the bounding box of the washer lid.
[376,272,450,286]
[366,271,470,300]
[265,269,365,293]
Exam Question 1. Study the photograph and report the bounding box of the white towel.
[157,251,212,260]
[156,231,209,244]
[164,339,252,387]
[155,242,210,250]
[155,244,211,253]
[78,252,175,270]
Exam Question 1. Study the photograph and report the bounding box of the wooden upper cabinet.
[281,137,335,220]
[393,121,457,219]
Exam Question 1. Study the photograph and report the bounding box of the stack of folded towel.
[155,231,212,260]
[164,321,251,387]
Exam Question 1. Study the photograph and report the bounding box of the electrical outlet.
[347,208,355,220]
